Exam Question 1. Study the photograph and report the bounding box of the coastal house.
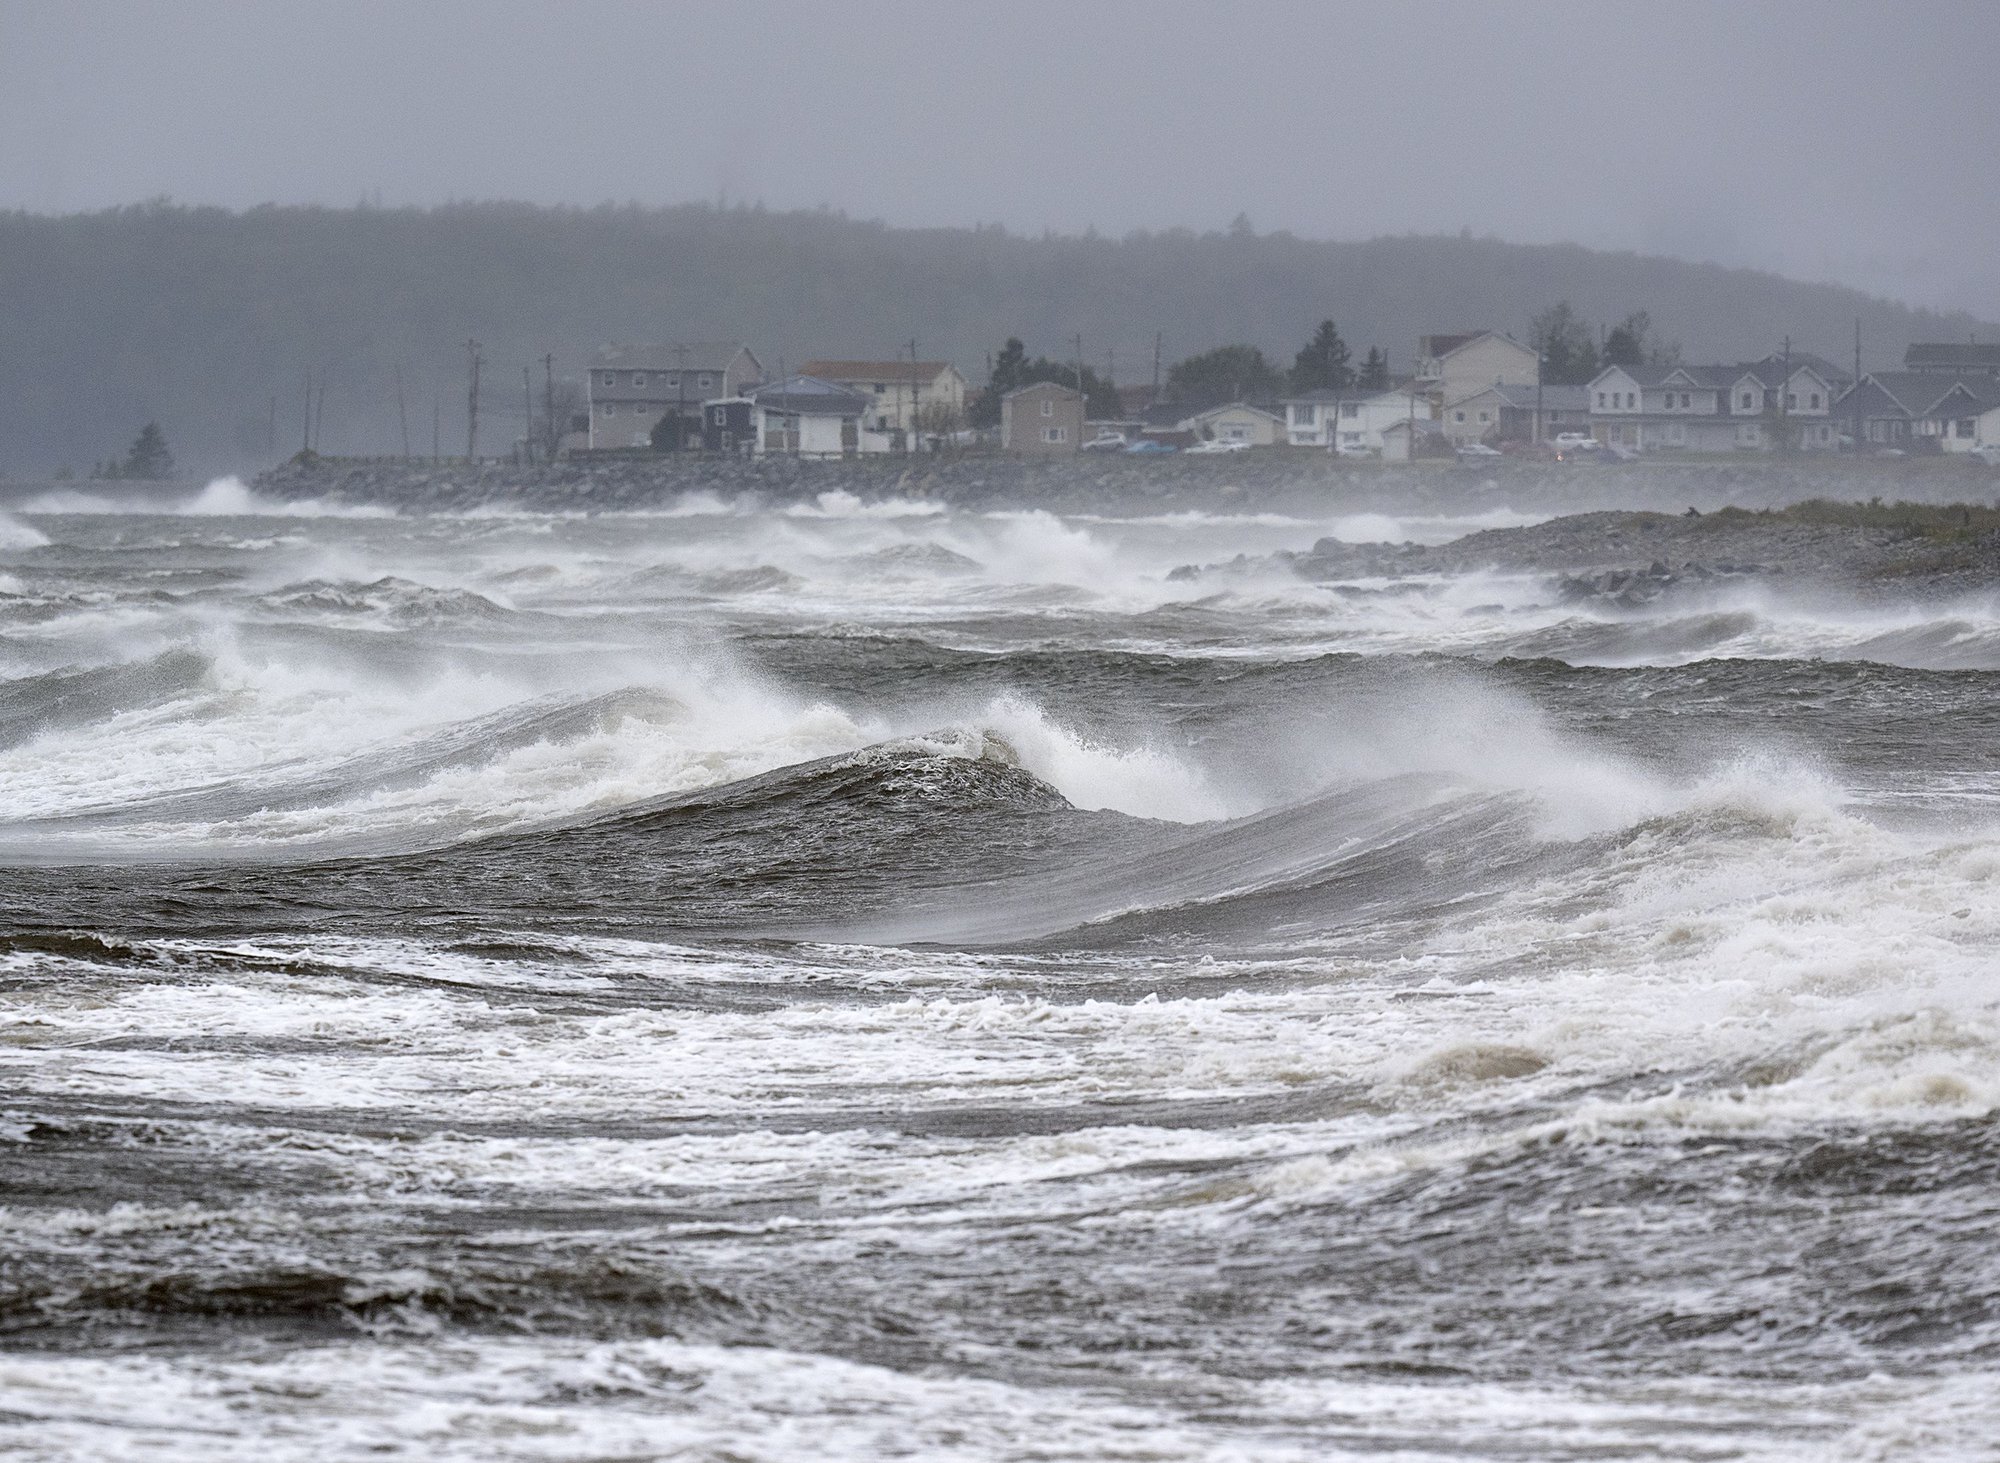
[1439,383,1591,444]
[1183,402,1285,447]
[1280,390,1344,448]
[1326,386,1434,455]
[798,360,969,442]
[744,375,882,457]
[587,342,763,450]
[1416,331,1540,407]
[1838,372,2000,450]
[1000,382,1083,454]
[1586,358,1843,452]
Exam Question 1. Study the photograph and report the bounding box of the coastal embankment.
[240,451,2000,518]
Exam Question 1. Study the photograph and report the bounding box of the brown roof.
[800,360,957,385]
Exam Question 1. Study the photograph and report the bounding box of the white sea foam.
[0,510,49,549]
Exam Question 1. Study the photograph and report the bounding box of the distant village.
[561,328,2000,467]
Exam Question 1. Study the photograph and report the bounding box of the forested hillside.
[2,201,1991,474]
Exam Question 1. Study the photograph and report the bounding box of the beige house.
[1183,402,1285,446]
[1416,331,1540,408]
[587,342,763,449]
[800,360,969,440]
[1000,382,1083,454]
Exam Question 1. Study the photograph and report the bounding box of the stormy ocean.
[1,476,1996,1460]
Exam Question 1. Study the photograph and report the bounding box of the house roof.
[1449,383,1591,411]
[800,360,961,385]
[1002,381,1082,400]
[1280,388,1350,404]
[1184,401,1284,425]
[1853,371,2000,418]
[1905,342,2000,372]
[745,374,872,415]
[1422,331,1535,362]
[592,341,758,374]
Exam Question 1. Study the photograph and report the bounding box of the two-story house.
[798,360,969,442]
[1587,358,1844,452]
[1844,371,2000,451]
[1415,331,1541,408]
[1000,382,1084,454]
[587,342,763,450]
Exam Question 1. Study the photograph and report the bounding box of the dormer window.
[1741,392,1754,409]
[1810,393,1821,409]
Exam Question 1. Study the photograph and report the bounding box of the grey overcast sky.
[5,0,1999,318]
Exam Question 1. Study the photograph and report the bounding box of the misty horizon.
[5,0,2000,318]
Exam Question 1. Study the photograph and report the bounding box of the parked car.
[1125,439,1176,455]
[1973,444,2000,467]
[1455,441,1503,459]
[1335,441,1379,459]
[1186,438,1250,454]
[1552,433,1599,452]
[1081,434,1128,453]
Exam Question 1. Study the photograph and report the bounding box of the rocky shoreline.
[1245,504,2000,603]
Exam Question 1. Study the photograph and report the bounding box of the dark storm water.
[1,480,1997,1459]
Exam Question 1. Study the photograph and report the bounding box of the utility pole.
[1853,318,1863,455]
[1152,332,1163,403]
[394,363,411,460]
[909,337,920,453]
[267,395,277,459]
[1779,334,1791,454]
[522,366,534,465]
[675,344,689,451]
[301,371,312,455]
[314,380,326,454]
[543,353,556,462]
[432,399,440,464]
[465,339,482,463]
[1072,333,1085,423]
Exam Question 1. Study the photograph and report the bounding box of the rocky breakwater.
[1262,501,2000,604]
[251,453,2000,519]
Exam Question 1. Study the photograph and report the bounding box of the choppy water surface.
[2,479,1998,1460]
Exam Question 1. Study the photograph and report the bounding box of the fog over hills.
[3,199,1995,475]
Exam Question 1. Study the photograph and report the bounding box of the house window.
[874,383,887,393]
[1810,393,1820,409]
[1041,399,1053,416]
[700,374,713,389]
[1596,392,1606,408]
[633,373,646,387]
[1453,410,1466,423]
[1477,410,1490,424]
[602,403,615,416]
[602,372,615,387]
[1786,393,1797,409]
[1742,392,1754,409]
[1342,403,1359,418]
[1681,393,1691,408]
[1044,426,1066,443]
[1293,404,1315,425]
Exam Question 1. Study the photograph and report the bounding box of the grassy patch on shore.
[1711,499,2000,541]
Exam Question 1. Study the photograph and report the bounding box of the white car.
[1186,438,1251,454]
[1081,434,1128,453]
[1335,441,1379,459]
[1455,441,1503,458]
[1552,433,1599,452]
[1975,443,2000,467]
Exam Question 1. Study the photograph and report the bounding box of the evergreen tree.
[1289,320,1354,393]
[1166,344,1284,409]
[1357,347,1390,391]
[119,422,175,479]
[971,337,1118,425]
[1531,302,1601,385]
[1602,311,1652,368]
